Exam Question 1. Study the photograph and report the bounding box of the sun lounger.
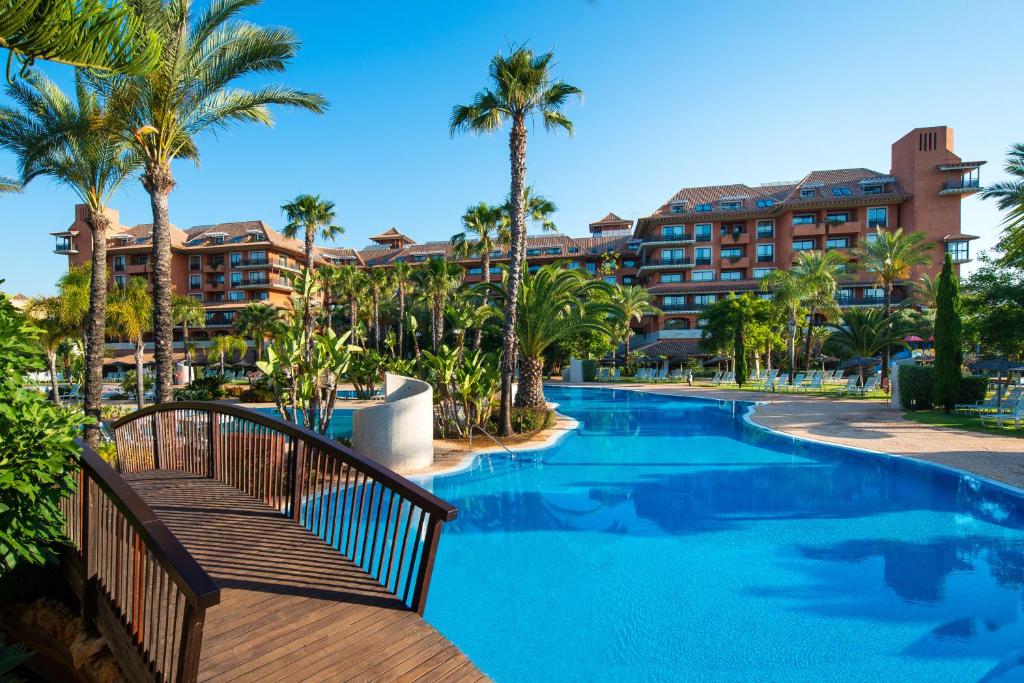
[833,375,860,396]
[760,369,779,390]
[981,400,1024,428]
[956,386,1007,415]
[709,371,723,385]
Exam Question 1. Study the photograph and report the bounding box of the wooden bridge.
[61,402,482,682]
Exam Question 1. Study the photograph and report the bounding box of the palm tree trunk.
[882,285,893,381]
[514,355,545,409]
[83,209,110,448]
[373,292,380,351]
[432,297,443,351]
[398,288,406,358]
[787,313,796,383]
[48,350,61,406]
[303,224,316,354]
[349,297,358,343]
[143,166,176,404]
[182,323,192,382]
[134,342,145,409]
[473,253,490,351]
[803,317,815,371]
[219,351,225,376]
[499,114,528,436]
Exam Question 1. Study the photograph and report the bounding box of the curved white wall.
[352,373,434,472]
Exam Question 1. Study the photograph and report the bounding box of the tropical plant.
[0,176,18,192]
[483,265,616,410]
[853,227,932,379]
[699,294,776,381]
[761,269,809,381]
[451,45,582,436]
[208,334,247,376]
[404,311,421,357]
[106,276,152,407]
[791,250,846,370]
[0,0,160,77]
[0,73,138,446]
[446,292,495,359]
[420,346,500,438]
[915,273,941,309]
[172,293,205,377]
[281,193,342,346]
[391,261,414,357]
[25,296,75,404]
[453,201,506,349]
[609,285,660,356]
[347,348,386,399]
[235,302,281,361]
[981,143,1024,268]
[824,308,908,383]
[961,253,1024,362]
[932,254,963,413]
[99,0,327,402]
[0,288,84,578]
[120,368,153,399]
[365,267,393,351]
[326,264,366,343]
[413,258,463,351]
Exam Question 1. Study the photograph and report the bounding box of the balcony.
[204,315,235,328]
[237,277,294,290]
[719,230,750,244]
[721,255,749,269]
[824,219,863,235]
[694,234,713,243]
[636,257,695,275]
[836,295,904,307]
[643,233,694,247]
[939,178,982,195]
[694,257,712,266]
[792,222,826,237]
[235,258,270,269]
[54,241,78,255]
[207,278,227,287]
[660,302,708,313]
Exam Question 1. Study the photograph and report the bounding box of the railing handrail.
[112,401,458,522]
[76,439,222,610]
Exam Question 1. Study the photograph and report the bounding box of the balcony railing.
[643,257,694,267]
[646,233,693,244]
[694,257,712,266]
[836,295,895,307]
[237,277,293,290]
[235,258,270,268]
[943,178,981,192]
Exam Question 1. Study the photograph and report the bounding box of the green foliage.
[173,374,227,401]
[348,348,387,399]
[981,143,1024,269]
[933,254,963,412]
[824,308,909,360]
[700,293,774,381]
[419,347,500,438]
[897,364,934,410]
[120,369,152,397]
[0,291,84,577]
[961,253,1024,359]
[734,325,748,387]
[509,407,554,434]
[958,376,989,406]
[580,359,598,382]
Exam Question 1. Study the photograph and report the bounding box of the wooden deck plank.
[122,469,483,682]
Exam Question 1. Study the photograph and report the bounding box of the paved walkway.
[600,383,1024,490]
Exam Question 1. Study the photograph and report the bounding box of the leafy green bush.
[238,385,275,402]
[173,374,227,401]
[509,407,555,433]
[898,364,935,410]
[581,359,598,382]
[0,291,84,577]
[120,369,153,397]
[957,376,988,406]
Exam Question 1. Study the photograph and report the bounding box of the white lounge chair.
[709,371,723,386]
[956,386,1007,415]
[861,375,880,395]
[760,369,779,390]
[834,375,860,396]
[802,374,823,392]
[981,399,1024,428]
[786,373,806,391]
[611,368,621,381]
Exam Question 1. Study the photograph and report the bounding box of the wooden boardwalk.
[122,469,484,682]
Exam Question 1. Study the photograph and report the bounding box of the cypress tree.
[734,310,748,388]
[933,253,962,413]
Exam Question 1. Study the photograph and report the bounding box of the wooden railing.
[111,402,458,614]
[61,441,221,683]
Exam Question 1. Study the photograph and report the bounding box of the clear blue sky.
[2,0,1021,295]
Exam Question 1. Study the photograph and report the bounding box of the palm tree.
[610,285,660,356]
[171,293,205,379]
[981,143,1024,268]
[413,259,464,351]
[391,261,414,357]
[26,297,75,405]
[792,250,846,370]
[761,269,809,382]
[0,73,139,446]
[404,312,421,357]
[451,45,582,436]
[453,201,506,350]
[327,265,367,344]
[208,334,248,376]
[235,302,281,361]
[483,265,616,409]
[365,267,393,351]
[825,308,908,384]
[0,177,19,193]
[853,227,933,379]
[915,273,941,309]
[107,277,152,408]
[101,0,327,403]
[281,194,343,347]
[504,186,558,263]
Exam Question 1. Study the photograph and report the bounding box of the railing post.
[208,410,220,480]
[175,603,206,683]
[289,440,305,521]
[411,515,444,615]
[152,413,162,470]
[80,470,96,625]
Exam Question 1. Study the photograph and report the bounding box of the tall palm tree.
[413,259,463,351]
[391,261,414,357]
[853,227,932,379]
[483,265,617,409]
[610,285,661,356]
[327,265,367,343]
[505,186,558,263]
[0,73,139,446]
[171,293,205,379]
[981,143,1024,268]
[451,46,582,436]
[761,269,809,382]
[0,177,19,193]
[208,334,248,376]
[235,302,281,361]
[452,201,506,349]
[825,308,908,384]
[792,250,846,370]
[281,194,343,347]
[26,296,75,405]
[365,267,393,351]
[915,273,941,309]
[101,0,327,403]
[107,277,152,408]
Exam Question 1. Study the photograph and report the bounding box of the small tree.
[933,253,963,413]
[734,312,748,387]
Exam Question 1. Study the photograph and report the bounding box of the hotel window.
[528,264,540,273]
[544,247,561,255]
[792,214,816,225]
[756,244,774,262]
[230,252,242,267]
[250,270,267,283]
[253,291,269,301]
[622,260,635,268]
[756,220,774,239]
[250,250,266,263]
[212,274,226,286]
[468,267,482,275]
[568,247,580,254]
[831,187,853,196]
[865,287,884,302]
[228,291,245,301]
[208,293,224,302]
[622,276,635,285]
[753,267,775,278]
[189,255,201,270]
[670,204,685,214]
[114,275,126,288]
[694,224,712,241]
[719,200,742,211]
[211,235,225,244]
[603,275,617,284]
[664,318,691,330]
[757,292,773,301]
[720,270,742,281]
[721,247,742,259]
[663,295,686,308]
[756,198,774,208]
[692,270,714,282]
[862,182,885,195]
[230,272,241,286]
[826,212,850,223]
[867,207,888,228]
[695,203,712,212]
[568,261,580,270]
[210,255,224,268]
[189,274,201,290]
[113,255,125,271]
[694,294,716,305]
[660,248,686,264]
[793,239,816,252]
[190,293,203,302]
[720,223,745,236]
[695,247,711,265]
[526,248,541,257]
[946,240,969,262]
[865,232,879,244]
[662,225,686,238]
[800,188,817,198]
[585,262,596,273]
[489,266,501,275]
[826,237,850,249]
[661,273,683,283]
[489,250,502,258]
[837,288,854,303]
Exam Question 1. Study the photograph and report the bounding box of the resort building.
[49,125,980,366]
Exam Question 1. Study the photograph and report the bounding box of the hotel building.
[51,126,981,365]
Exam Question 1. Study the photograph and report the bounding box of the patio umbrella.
[838,356,879,370]
[703,355,730,366]
[903,335,925,343]
[968,358,1014,373]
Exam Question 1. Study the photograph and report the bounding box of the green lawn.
[901,409,1024,438]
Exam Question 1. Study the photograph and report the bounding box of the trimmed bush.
[898,364,934,410]
[580,359,598,382]
[957,376,988,406]
[173,374,227,401]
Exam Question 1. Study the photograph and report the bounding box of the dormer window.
[694,203,712,213]
[800,188,817,199]
[859,177,893,195]
[719,201,742,211]
[526,248,542,257]
[668,200,688,214]
[756,199,774,208]
[831,187,853,197]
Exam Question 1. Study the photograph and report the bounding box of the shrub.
[173,374,227,401]
[120,369,153,397]
[509,407,554,434]
[957,376,988,406]
[580,359,598,382]
[0,292,84,577]
[238,385,275,402]
[898,364,934,410]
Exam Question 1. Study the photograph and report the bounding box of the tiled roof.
[591,212,630,225]
[109,223,188,249]
[317,246,365,266]
[370,227,415,243]
[942,233,979,241]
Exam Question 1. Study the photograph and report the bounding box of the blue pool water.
[253,407,354,440]
[418,386,1024,682]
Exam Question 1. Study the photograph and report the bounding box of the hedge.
[581,359,598,382]
[898,364,988,410]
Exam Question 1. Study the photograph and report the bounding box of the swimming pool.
[253,407,355,440]
[418,386,1024,681]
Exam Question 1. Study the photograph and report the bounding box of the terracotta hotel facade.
[52,126,982,362]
